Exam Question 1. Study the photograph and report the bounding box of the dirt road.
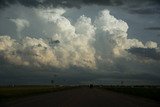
[3,87,160,107]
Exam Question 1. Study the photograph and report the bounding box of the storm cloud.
[0,1,160,85]
[0,8,159,68]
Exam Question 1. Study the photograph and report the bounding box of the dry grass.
[0,85,73,102]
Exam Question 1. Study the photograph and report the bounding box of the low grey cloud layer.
[128,47,160,60]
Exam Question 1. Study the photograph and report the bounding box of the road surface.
[2,87,160,107]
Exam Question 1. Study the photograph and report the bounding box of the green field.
[101,85,160,101]
[0,85,74,102]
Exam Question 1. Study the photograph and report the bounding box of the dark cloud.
[145,27,160,31]
[123,0,160,15]
[0,0,123,9]
[0,0,160,16]
[0,0,160,15]
[0,0,40,8]
[127,47,160,60]
[0,0,159,9]
[82,0,123,6]
[129,8,160,15]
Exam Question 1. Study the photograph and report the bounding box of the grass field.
[0,85,74,102]
[101,85,160,101]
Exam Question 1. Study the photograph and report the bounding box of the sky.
[0,0,160,85]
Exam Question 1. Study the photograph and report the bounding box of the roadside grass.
[100,86,160,101]
[0,85,74,102]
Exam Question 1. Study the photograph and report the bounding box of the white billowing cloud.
[0,35,96,68]
[0,36,15,51]
[35,8,66,23]
[94,10,145,57]
[145,41,157,48]
[0,8,96,68]
[0,8,159,69]
[0,36,29,65]
[125,39,144,49]
[75,15,95,37]
[35,8,96,68]
[94,10,128,35]
[10,18,29,38]
[20,37,59,67]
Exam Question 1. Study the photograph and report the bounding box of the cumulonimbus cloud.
[0,8,159,69]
